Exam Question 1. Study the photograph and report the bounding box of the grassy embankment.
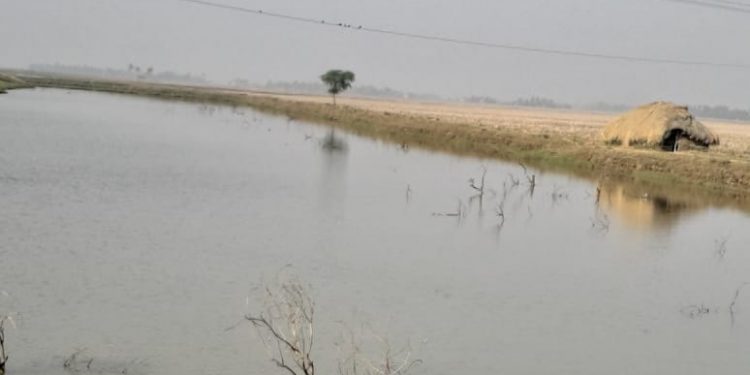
[7,73,750,210]
[0,73,33,93]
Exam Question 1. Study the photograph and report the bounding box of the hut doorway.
[662,129,684,152]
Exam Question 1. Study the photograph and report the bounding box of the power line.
[661,0,750,13]
[178,0,750,69]
[707,0,750,8]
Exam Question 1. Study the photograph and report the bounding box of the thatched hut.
[603,102,719,151]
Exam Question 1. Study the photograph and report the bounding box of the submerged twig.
[0,317,7,375]
[590,209,610,234]
[246,272,316,375]
[715,235,729,260]
[680,304,711,319]
[468,166,487,196]
[730,282,750,327]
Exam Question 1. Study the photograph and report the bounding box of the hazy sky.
[2,0,749,106]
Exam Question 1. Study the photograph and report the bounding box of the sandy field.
[243,91,750,157]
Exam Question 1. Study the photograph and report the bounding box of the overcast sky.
[2,0,749,107]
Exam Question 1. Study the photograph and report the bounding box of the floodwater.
[1,89,749,375]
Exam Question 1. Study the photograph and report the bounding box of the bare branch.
[0,317,7,375]
[246,273,315,375]
[730,282,750,327]
[715,235,729,260]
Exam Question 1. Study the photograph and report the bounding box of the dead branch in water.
[246,274,316,375]
[680,304,711,319]
[730,282,750,327]
[0,317,7,375]
[518,163,536,198]
[468,166,487,196]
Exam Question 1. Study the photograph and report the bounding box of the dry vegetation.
[6,71,750,211]
[0,73,32,93]
[0,316,9,375]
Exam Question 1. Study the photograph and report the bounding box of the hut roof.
[603,101,719,147]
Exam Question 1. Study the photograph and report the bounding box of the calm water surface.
[1,89,749,375]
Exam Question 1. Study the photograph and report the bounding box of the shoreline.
[4,71,750,212]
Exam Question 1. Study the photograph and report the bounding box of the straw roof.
[603,101,719,148]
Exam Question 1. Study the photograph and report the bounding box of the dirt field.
[250,92,750,157]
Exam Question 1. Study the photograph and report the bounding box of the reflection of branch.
[595,186,601,206]
[590,209,610,235]
[62,348,95,374]
[715,236,729,260]
[508,174,520,188]
[432,200,465,220]
[730,282,750,327]
[335,323,421,375]
[550,185,569,206]
[495,204,506,234]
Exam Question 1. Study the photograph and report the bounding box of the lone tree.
[320,70,355,105]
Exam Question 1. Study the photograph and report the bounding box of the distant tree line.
[465,96,750,121]
[464,95,571,109]
[231,80,442,101]
[690,105,750,121]
[511,96,572,109]
[464,96,499,104]
[28,63,208,85]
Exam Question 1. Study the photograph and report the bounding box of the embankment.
[6,72,750,211]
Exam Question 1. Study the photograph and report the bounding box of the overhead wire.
[177,0,750,69]
[660,0,750,13]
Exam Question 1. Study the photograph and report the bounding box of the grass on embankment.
[14,73,750,211]
[0,73,32,93]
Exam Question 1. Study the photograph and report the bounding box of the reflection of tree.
[320,130,348,153]
[317,129,349,216]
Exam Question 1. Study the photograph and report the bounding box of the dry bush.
[246,272,421,375]
[246,273,316,375]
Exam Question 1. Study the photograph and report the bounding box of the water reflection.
[3,89,750,375]
[320,130,348,153]
[597,184,694,230]
[318,130,349,215]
